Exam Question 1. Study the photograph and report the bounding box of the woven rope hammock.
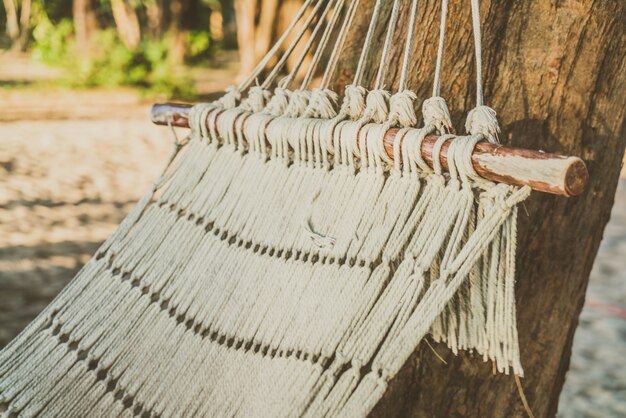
[0,0,588,417]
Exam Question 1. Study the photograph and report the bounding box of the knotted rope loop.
[402,127,435,175]
[304,88,340,119]
[265,88,292,116]
[362,90,390,124]
[422,96,453,134]
[453,134,493,189]
[388,91,418,128]
[465,105,501,144]
[341,85,367,120]
[240,86,272,113]
[465,0,501,145]
[215,86,242,110]
[284,90,312,118]
[431,134,454,176]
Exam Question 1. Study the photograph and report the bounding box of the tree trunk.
[3,0,19,43]
[14,0,31,51]
[73,0,99,55]
[331,1,626,417]
[111,0,141,49]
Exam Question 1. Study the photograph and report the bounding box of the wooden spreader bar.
[151,103,588,197]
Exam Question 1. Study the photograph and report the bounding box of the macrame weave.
[0,1,531,417]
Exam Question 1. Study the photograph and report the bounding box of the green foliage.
[29,20,195,99]
[186,30,211,62]
[30,17,74,65]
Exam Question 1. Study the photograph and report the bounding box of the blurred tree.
[3,0,32,50]
[110,0,140,48]
[72,0,98,54]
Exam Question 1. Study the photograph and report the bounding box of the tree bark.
[3,0,19,41]
[331,1,626,417]
[73,0,99,56]
[111,0,141,49]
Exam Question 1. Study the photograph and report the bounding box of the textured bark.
[332,1,626,417]
[72,0,99,55]
[111,0,141,49]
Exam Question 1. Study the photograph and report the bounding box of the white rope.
[466,0,501,144]
[353,0,384,87]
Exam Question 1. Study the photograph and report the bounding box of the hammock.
[0,0,587,417]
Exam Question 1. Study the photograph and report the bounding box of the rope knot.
[465,105,501,144]
[363,89,390,124]
[215,86,241,110]
[304,88,339,119]
[388,90,417,127]
[284,90,311,118]
[341,84,367,120]
[264,88,292,116]
[422,96,453,133]
[241,86,272,113]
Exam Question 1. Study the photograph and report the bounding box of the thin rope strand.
[470,0,484,106]
[398,0,420,91]
[301,0,345,89]
[238,0,315,92]
[432,0,449,97]
[320,0,362,89]
[374,0,402,90]
[353,0,384,87]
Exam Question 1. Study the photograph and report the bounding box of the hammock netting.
[0,0,532,416]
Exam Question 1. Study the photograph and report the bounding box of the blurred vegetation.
[1,0,237,98]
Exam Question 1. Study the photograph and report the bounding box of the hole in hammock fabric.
[88,358,99,371]
[52,324,62,336]
[185,319,194,329]
[141,287,149,295]
[96,369,108,382]
[195,217,204,226]
[106,378,118,392]
[0,402,8,412]
[133,404,143,416]
[112,267,121,276]
[194,323,202,333]
[123,396,134,408]
[75,348,87,360]
[114,390,124,401]
[141,411,151,418]
[68,340,79,351]
[176,315,185,324]
[130,278,141,288]
[59,333,69,343]
[160,299,169,310]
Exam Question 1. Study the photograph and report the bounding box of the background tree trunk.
[331,1,626,417]
[110,0,141,49]
[73,0,99,55]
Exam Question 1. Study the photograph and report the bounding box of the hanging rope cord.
[465,0,501,144]
[352,0,384,87]
[260,0,329,90]
[271,0,340,90]
[373,0,402,90]
[432,0,449,98]
[398,0,421,92]
[300,0,346,90]
[320,0,362,89]
[237,0,316,92]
